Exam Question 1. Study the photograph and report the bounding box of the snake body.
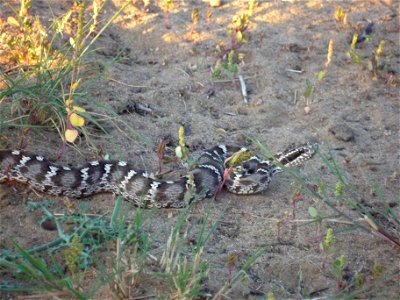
[0,143,317,208]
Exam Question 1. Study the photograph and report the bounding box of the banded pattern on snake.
[0,143,318,208]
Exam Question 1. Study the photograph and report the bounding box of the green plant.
[224,50,239,76]
[303,39,334,113]
[175,124,190,163]
[64,235,85,281]
[0,0,131,148]
[229,13,250,49]
[334,6,348,29]
[346,34,362,64]
[213,247,267,299]
[332,255,347,289]
[0,196,153,298]
[346,22,389,80]
[159,207,223,299]
[252,138,400,249]
[368,40,385,80]
[320,227,334,270]
[212,50,239,80]
[1,242,86,298]
[212,60,222,79]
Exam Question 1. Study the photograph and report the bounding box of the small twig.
[212,75,255,83]
[107,77,149,88]
[196,81,205,87]
[238,75,248,104]
[224,111,237,116]
[286,68,304,74]
[176,67,191,78]
[287,218,359,225]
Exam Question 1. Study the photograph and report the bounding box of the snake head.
[225,157,278,194]
[276,142,319,167]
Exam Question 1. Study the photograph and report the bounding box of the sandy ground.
[1,0,399,298]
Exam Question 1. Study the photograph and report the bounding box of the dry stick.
[286,68,304,74]
[213,75,255,83]
[238,75,248,104]
[107,77,150,88]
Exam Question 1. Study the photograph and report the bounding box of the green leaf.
[333,255,346,270]
[111,196,123,230]
[308,207,318,218]
[228,63,238,75]
[13,242,54,281]
[304,79,314,98]
[367,60,373,71]
[317,70,326,81]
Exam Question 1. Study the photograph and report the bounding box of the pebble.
[329,124,355,142]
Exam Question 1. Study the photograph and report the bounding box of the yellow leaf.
[72,105,85,113]
[69,37,76,48]
[65,99,73,107]
[267,291,275,300]
[175,145,189,160]
[175,145,183,159]
[236,30,243,42]
[317,70,326,81]
[325,39,334,68]
[350,34,358,50]
[69,112,85,127]
[71,79,81,91]
[7,16,20,27]
[65,128,78,143]
[227,149,254,168]
[178,125,185,147]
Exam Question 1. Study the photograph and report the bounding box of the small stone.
[329,124,355,142]
[237,106,248,115]
[209,0,222,7]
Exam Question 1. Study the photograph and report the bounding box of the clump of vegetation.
[64,235,85,281]
[212,50,239,80]
[208,1,258,99]
[334,6,348,29]
[302,39,334,114]
[0,197,265,298]
[346,31,396,84]
[346,33,362,64]
[175,124,190,162]
[336,6,397,85]
[229,13,250,50]
[254,139,399,297]
[0,0,131,149]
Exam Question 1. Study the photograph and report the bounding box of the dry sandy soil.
[0,0,399,299]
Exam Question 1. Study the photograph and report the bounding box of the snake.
[0,143,318,208]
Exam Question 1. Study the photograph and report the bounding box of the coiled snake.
[0,143,317,208]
